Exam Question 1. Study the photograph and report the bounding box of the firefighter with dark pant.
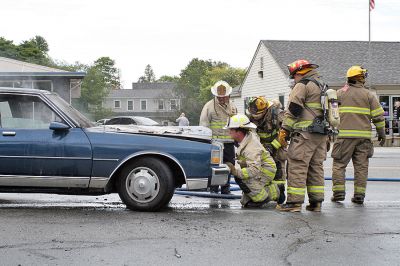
[246,97,287,203]
[331,66,385,204]
[276,59,330,213]
[224,114,284,208]
[200,80,237,194]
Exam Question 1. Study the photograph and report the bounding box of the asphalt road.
[1,147,400,266]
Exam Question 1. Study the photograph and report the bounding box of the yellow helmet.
[347,66,368,78]
[247,96,270,114]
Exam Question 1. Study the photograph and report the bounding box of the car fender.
[100,151,187,192]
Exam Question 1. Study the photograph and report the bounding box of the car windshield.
[134,117,159,126]
[46,93,94,128]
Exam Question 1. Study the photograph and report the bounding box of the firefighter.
[331,66,386,204]
[200,80,237,194]
[224,114,284,207]
[246,97,287,201]
[276,59,328,212]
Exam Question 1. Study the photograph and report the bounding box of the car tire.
[117,157,175,211]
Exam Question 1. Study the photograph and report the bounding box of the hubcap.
[125,167,160,203]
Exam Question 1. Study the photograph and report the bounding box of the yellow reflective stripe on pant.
[354,186,366,194]
[375,121,385,129]
[272,180,286,185]
[288,186,306,195]
[338,130,372,138]
[271,139,281,149]
[371,107,384,117]
[339,106,370,115]
[248,188,268,202]
[307,185,324,193]
[332,185,345,192]
[266,183,278,201]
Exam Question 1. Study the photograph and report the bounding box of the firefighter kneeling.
[224,114,285,208]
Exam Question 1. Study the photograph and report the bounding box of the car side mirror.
[49,121,70,131]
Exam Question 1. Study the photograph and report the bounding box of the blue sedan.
[0,87,229,211]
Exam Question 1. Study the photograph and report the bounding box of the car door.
[0,93,92,188]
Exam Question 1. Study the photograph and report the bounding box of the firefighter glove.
[377,127,386,146]
[237,160,247,168]
[277,128,290,148]
[226,162,238,177]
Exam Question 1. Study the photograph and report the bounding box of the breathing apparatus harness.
[298,77,340,139]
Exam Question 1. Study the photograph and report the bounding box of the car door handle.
[2,131,16,136]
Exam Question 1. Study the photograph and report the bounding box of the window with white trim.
[127,100,134,111]
[170,99,178,110]
[158,99,164,110]
[114,100,121,109]
[140,100,147,110]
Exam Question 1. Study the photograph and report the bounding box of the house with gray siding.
[104,82,180,125]
[232,40,400,138]
[0,56,85,103]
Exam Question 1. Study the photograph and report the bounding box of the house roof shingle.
[262,40,400,85]
[108,82,178,98]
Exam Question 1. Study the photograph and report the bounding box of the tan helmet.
[223,114,257,129]
[211,80,232,97]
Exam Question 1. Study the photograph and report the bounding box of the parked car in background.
[105,116,159,126]
[0,87,229,211]
[95,118,110,126]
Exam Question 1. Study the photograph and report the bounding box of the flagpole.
[368,0,372,89]
[369,0,371,43]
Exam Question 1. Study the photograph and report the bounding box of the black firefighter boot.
[220,184,231,194]
[331,192,345,202]
[245,196,271,208]
[276,203,302,212]
[351,194,365,204]
[277,184,286,205]
[221,175,231,194]
[210,186,219,193]
[306,201,322,212]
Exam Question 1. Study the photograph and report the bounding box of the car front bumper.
[185,164,230,190]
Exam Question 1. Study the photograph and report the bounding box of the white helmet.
[223,114,257,129]
[211,80,232,97]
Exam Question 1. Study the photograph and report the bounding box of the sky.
[2,0,400,88]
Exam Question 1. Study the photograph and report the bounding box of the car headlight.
[211,143,223,165]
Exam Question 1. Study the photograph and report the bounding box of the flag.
[370,0,375,11]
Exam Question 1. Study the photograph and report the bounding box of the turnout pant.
[331,138,373,199]
[272,148,287,186]
[286,132,327,203]
[236,177,280,206]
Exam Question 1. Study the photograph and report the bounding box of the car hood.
[87,125,213,142]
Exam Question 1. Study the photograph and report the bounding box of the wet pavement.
[0,148,400,265]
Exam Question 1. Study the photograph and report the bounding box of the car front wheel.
[117,157,175,211]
